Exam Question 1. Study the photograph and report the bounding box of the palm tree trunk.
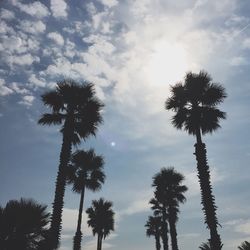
[155,233,161,250]
[194,129,222,250]
[99,234,103,250]
[97,234,103,250]
[73,186,86,250]
[168,209,178,250]
[49,114,74,249]
[161,209,169,250]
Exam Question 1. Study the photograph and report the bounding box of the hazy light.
[111,142,116,147]
[147,40,189,85]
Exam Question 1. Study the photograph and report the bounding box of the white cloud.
[64,39,76,58]
[29,74,47,88]
[230,56,248,66]
[86,2,97,15]
[47,32,64,46]
[119,189,152,216]
[8,53,40,66]
[0,9,15,20]
[98,0,118,8]
[243,38,250,49]
[0,79,13,96]
[10,82,30,94]
[235,220,250,235]
[19,20,46,34]
[12,0,50,18]
[61,208,92,236]
[18,95,35,106]
[51,0,68,18]
[0,21,15,34]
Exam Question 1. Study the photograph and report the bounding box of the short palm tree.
[152,167,187,250]
[38,80,103,249]
[150,198,169,250]
[238,241,250,250]
[67,149,105,250]
[0,198,50,250]
[145,215,162,250]
[86,198,115,250]
[165,71,226,250]
[199,241,211,250]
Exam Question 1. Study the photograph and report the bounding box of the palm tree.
[145,215,162,250]
[86,198,115,250]
[67,149,105,250]
[38,80,103,249]
[152,168,187,250]
[238,241,250,250]
[165,71,226,250]
[199,241,211,250]
[0,198,50,250]
[150,198,169,250]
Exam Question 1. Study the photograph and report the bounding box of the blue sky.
[0,0,250,249]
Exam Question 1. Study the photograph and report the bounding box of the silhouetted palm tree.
[165,71,226,250]
[67,149,105,250]
[150,198,169,250]
[152,168,187,250]
[145,215,162,250]
[238,241,250,250]
[38,80,103,249]
[86,198,115,250]
[0,198,50,250]
[199,241,211,250]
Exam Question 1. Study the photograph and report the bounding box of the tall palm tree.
[150,198,169,250]
[152,168,187,250]
[238,241,250,250]
[165,71,226,250]
[145,215,162,250]
[199,241,211,250]
[67,149,105,250]
[38,80,103,249]
[0,198,50,250]
[86,198,115,250]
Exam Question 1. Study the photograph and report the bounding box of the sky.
[0,0,250,249]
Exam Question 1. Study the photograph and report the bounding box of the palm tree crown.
[86,198,114,239]
[39,80,103,144]
[67,149,105,193]
[145,215,162,250]
[0,198,50,250]
[145,215,162,237]
[86,198,114,250]
[165,71,226,139]
[152,167,187,206]
[152,167,187,250]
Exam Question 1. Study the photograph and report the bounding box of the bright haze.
[0,0,250,250]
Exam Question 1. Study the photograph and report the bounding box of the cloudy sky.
[0,0,250,249]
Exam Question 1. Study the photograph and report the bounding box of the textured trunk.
[155,232,161,250]
[73,186,86,250]
[97,234,103,250]
[99,235,103,250]
[194,129,222,250]
[161,209,169,250]
[168,208,178,250]
[49,112,74,249]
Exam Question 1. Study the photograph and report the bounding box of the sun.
[147,40,189,85]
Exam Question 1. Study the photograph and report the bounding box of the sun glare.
[147,41,189,85]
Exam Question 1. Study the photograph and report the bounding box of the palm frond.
[38,113,65,125]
